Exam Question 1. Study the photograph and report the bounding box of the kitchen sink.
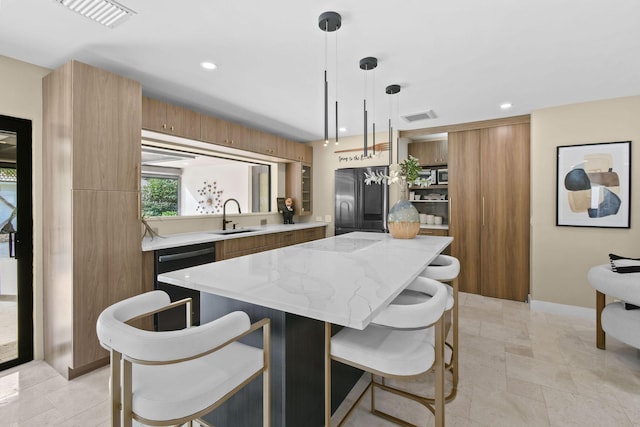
[210,228,257,235]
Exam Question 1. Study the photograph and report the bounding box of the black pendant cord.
[324,70,328,144]
[372,68,376,155]
[389,119,393,165]
[373,122,376,155]
[319,12,341,146]
[359,57,377,157]
[334,29,339,145]
[335,100,339,144]
[385,84,401,165]
[323,19,328,145]
[363,99,368,157]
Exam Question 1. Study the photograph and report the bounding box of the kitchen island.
[159,232,452,426]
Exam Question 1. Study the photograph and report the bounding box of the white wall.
[181,163,250,215]
[0,55,51,359]
[530,95,640,309]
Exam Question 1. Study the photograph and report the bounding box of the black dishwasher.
[154,241,216,331]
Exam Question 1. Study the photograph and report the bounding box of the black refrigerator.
[334,166,389,235]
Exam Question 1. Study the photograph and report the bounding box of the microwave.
[437,168,448,184]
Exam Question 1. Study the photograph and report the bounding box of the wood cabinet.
[143,96,315,211]
[142,96,202,140]
[286,162,312,215]
[43,61,143,378]
[286,140,313,162]
[249,129,287,157]
[147,95,313,163]
[201,114,252,151]
[214,226,327,261]
[418,228,448,237]
[448,123,530,301]
[408,139,448,166]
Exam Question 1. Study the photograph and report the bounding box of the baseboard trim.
[529,297,595,322]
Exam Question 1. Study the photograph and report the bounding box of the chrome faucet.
[222,198,241,230]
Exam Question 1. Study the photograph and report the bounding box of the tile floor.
[0,299,18,363]
[0,292,638,426]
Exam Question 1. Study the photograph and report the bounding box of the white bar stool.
[96,290,271,427]
[380,254,460,402]
[420,255,460,400]
[588,264,640,350]
[325,276,449,427]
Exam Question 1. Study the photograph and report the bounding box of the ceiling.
[1,0,639,143]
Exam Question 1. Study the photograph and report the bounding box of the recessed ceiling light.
[500,102,513,110]
[201,62,217,70]
[55,0,135,28]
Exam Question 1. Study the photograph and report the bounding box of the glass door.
[0,115,33,370]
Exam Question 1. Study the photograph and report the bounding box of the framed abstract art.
[556,141,631,228]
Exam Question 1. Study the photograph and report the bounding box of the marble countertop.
[158,232,453,329]
[142,222,328,251]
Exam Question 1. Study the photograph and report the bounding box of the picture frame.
[556,141,631,228]
[436,168,448,185]
[276,197,286,213]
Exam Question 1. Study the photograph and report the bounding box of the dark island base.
[200,293,362,427]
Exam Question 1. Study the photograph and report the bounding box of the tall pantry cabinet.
[448,122,530,302]
[43,61,143,378]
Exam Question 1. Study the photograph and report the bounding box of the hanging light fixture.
[318,11,341,147]
[360,57,377,157]
[386,84,400,165]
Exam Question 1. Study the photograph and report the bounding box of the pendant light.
[360,57,377,157]
[386,84,400,165]
[318,12,341,147]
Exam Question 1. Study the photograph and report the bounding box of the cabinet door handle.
[9,231,15,258]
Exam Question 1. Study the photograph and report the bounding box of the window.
[141,175,180,217]
[141,145,272,217]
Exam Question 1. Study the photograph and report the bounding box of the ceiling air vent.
[401,110,438,123]
[55,0,136,28]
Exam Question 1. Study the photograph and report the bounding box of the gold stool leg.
[110,350,122,427]
[596,290,606,350]
[451,277,459,396]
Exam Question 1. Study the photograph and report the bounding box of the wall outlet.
[260,219,267,225]
[315,216,322,222]
[324,215,332,222]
